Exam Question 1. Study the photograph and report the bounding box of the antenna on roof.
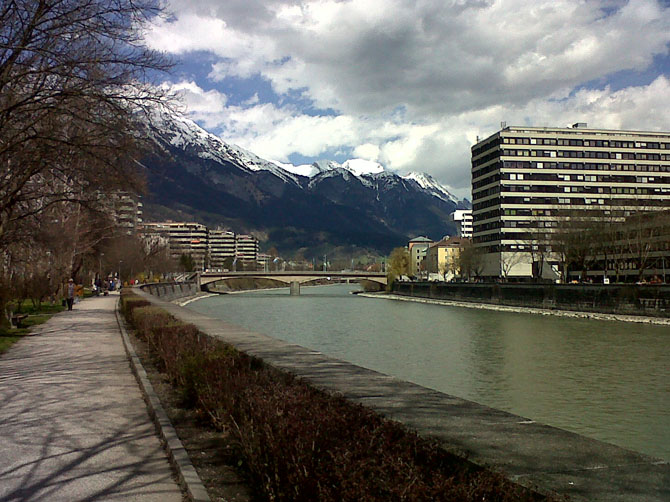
[501,121,507,129]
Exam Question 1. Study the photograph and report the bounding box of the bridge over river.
[197,271,387,295]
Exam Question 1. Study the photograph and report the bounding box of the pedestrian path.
[0,293,183,502]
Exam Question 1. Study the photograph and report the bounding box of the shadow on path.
[0,294,183,502]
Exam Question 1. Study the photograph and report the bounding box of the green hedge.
[120,290,551,502]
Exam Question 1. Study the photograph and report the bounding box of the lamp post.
[118,260,122,288]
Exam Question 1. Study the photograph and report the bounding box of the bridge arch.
[198,271,387,295]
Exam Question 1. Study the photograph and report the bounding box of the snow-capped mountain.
[401,172,460,204]
[140,110,469,255]
[149,108,302,186]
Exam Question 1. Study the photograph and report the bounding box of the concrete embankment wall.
[139,282,199,301]
[135,287,669,501]
[393,282,670,317]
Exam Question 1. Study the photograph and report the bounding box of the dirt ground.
[128,331,255,502]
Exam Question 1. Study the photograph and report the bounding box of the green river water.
[188,283,670,461]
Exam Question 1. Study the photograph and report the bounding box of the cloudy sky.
[145,0,670,199]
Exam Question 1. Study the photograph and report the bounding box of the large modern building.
[471,124,670,280]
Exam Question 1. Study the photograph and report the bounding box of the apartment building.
[207,229,236,269]
[141,222,209,270]
[471,124,670,279]
[448,210,473,238]
[408,236,433,277]
[235,234,259,267]
[426,236,469,280]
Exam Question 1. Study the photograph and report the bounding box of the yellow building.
[426,236,470,281]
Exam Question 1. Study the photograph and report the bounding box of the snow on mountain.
[401,172,459,204]
[313,160,343,172]
[148,108,465,210]
[274,160,336,178]
[341,159,385,176]
[148,108,301,186]
[278,158,385,179]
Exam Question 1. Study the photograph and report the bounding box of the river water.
[189,283,670,461]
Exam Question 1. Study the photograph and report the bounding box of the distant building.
[449,210,473,238]
[141,222,208,270]
[426,236,470,280]
[140,222,262,271]
[207,229,236,269]
[110,192,143,234]
[408,236,433,277]
[257,253,271,271]
[235,234,259,268]
[471,124,670,280]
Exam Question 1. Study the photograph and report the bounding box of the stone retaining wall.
[393,282,670,317]
[139,282,199,301]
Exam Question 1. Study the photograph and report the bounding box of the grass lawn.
[0,306,64,355]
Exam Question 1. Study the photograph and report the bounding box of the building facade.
[141,222,209,270]
[408,236,433,277]
[471,124,670,280]
[109,192,143,234]
[448,210,473,238]
[426,236,469,280]
[207,229,236,269]
[234,234,259,268]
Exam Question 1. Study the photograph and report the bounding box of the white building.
[449,210,473,238]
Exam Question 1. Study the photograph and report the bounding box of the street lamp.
[118,260,123,287]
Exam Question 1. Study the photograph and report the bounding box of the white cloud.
[151,0,670,117]
[180,76,670,195]
[353,143,380,161]
[151,1,670,198]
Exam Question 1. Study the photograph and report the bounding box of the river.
[188,283,670,461]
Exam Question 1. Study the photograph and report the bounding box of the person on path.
[66,278,76,310]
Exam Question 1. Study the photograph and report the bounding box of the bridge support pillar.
[290,281,300,296]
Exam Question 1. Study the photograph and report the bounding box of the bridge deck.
[199,271,387,286]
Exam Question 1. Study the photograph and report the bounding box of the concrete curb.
[114,299,211,502]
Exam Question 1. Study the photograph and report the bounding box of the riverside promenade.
[0,293,183,502]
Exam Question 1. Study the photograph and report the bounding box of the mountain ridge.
[139,109,470,257]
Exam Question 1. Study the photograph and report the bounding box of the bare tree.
[499,248,525,281]
[0,0,174,250]
[458,241,484,281]
[548,209,602,282]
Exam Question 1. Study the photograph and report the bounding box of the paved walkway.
[0,293,183,502]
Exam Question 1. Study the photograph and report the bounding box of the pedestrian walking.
[66,278,76,310]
